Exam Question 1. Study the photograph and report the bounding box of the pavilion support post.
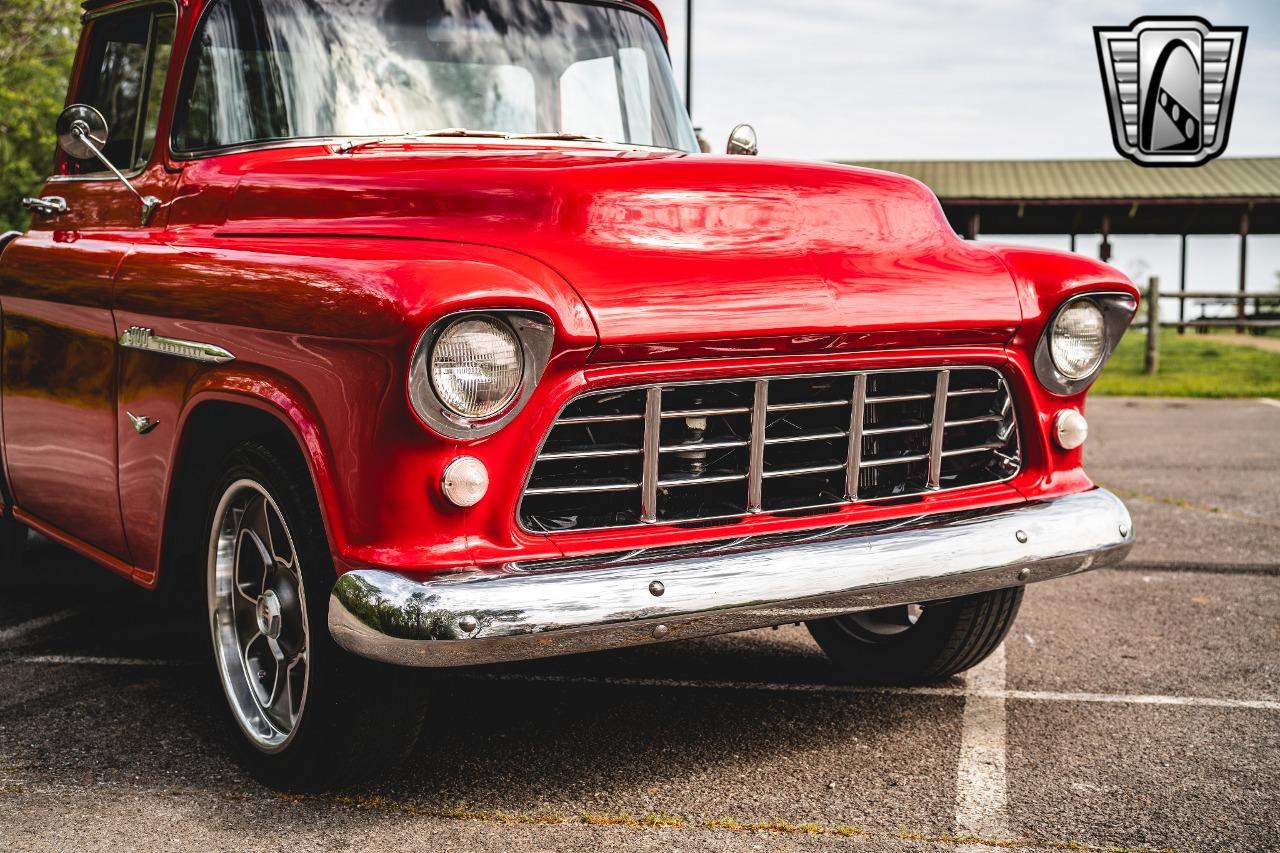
[966,212,980,241]
[1099,215,1112,263]
[684,0,693,116]
[1177,233,1187,335]
[1237,211,1249,334]
[1069,233,1076,253]
[1144,276,1160,375]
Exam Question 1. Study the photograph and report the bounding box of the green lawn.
[1092,332,1280,398]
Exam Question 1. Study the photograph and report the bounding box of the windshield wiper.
[335,128,611,154]
[335,128,514,153]
[509,131,608,143]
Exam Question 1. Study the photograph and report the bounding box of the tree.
[0,0,80,234]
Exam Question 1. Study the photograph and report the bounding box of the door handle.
[21,196,68,216]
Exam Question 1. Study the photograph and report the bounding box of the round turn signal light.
[441,457,489,507]
[1054,410,1089,450]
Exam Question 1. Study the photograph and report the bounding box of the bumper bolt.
[649,580,665,597]
[1015,529,1029,544]
[1018,568,1031,581]
[652,624,670,639]
[457,615,478,634]
[1119,523,1131,538]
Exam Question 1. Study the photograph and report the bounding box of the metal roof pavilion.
[839,157,1280,328]
[841,157,1280,238]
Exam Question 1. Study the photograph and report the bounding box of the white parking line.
[6,656,1280,711]
[1259,398,1280,409]
[955,644,1009,842]
[15,654,176,667]
[0,610,76,646]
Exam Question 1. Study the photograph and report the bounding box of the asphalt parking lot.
[1,396,1277,853]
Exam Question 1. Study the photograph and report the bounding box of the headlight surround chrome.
[409,310,554,439]
[1034,293,1137,395]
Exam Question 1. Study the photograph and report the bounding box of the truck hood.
[216,146,1022,358]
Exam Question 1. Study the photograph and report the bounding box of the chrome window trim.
[83,0,177,22]
[409,309,555,441]
[517,364,1023,535]
[1034,292,1138,396]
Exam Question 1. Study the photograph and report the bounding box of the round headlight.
[1050,300,1107,380]
[428,317,524,419]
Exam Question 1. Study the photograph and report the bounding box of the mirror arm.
[71,127,161,226]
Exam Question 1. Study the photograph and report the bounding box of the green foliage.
[1093,332,1280,398]
[0,0,80,233]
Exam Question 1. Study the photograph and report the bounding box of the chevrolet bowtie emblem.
[1094,16,1247,167]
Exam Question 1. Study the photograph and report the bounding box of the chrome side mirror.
[727,124,758,156]
[56,104,160,226]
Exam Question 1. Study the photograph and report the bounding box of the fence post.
[1144,276,1160,375]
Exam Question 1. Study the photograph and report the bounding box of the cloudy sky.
[648,0,1280,304]
[651,0,1280,161]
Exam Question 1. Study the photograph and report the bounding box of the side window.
[71,7,176,175]
[560,49,655,146]
[560,57,625,143]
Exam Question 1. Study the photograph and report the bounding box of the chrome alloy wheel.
[208,479,310,752]
[837,603,925,640]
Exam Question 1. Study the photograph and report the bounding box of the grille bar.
[927,369,951,489]
[845,374,867,500]
[747,380,769,513]
[520,366,1021,533]
[641,387,662,523]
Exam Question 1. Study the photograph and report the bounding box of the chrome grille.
[520,367,1020,533]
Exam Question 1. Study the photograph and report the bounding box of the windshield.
[173,0,698,154]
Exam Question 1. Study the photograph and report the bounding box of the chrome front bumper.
[328,488,1133,668]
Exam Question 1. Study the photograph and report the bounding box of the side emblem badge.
[127,411,161,435]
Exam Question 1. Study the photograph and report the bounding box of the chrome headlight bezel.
[409,310,554,439]
[1034,292,1137,395]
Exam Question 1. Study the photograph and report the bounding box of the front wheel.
[806,587,1023,685]
[205,441,425,789]
[0,513,29,576]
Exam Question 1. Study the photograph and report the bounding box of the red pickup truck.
[0,0,1137,788]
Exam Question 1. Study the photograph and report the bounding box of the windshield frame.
[167,0,688,161]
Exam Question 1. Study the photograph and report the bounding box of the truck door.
[0,4,177,564]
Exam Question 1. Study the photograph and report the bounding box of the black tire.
[806,587,1023,685]
[203,440,426,790]
[0,512,29,575]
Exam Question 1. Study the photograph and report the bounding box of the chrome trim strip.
[538,447,642,461]
[330,489,1134,668]
[845,374,867,500]
[927,369,951,489]
[663,406,750,419]
[558,413,643,425]
[747,380,768,513]
[118,326,235,364]
[640,387,662,523]
[525,482,639,496]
